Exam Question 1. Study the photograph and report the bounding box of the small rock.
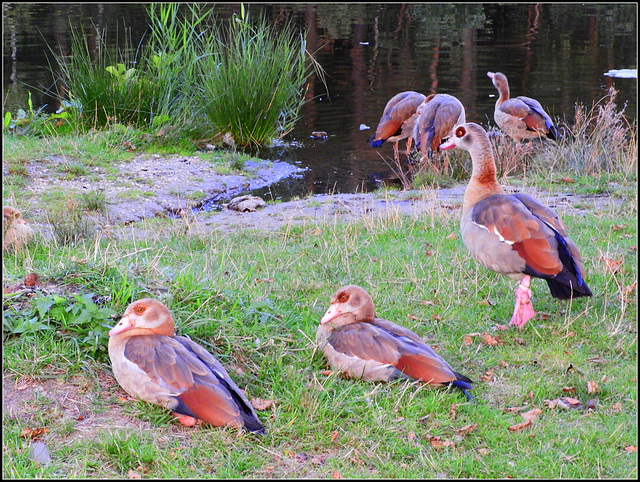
[311,131,328,139]
[29,441,51,465]
[226,195,266,212]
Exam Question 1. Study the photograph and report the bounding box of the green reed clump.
[197,8,315,149]
[55,23,154,130]
[142,3,212,135]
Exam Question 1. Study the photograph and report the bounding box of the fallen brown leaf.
[588,355,608,364]
[562,386,577,394]
[503,406,527,413]
[462,334,474,346]
[254,277,274,284]
[128,469,142,479]
[480,370,495,382]
[427,435,456,450]
[456,423,478,436]
[599,255,623,274]
[20,427,49,440]
[521,408,542,423]
[449,403,457,420]
[331,430,340,442]
[332,470,343,479]
[482,333,499,346]
[24,273,39,287]
[508,419,532,432]
[611,402,623,413]
[621,280,637,296]
[624,446,637,453]
[446,232,456,240]
[251,397,276,411]
[587,380,599,394]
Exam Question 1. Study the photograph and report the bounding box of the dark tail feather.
[242,414,267,435]
[450,372,474,401]
[544,232,592,300]
[546,277,592,300]
[368,133,384,147]
[547,123,560,141]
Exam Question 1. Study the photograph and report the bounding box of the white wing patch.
[474,221,515,245]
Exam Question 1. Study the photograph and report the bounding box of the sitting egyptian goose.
[3,206,34,251]
[413,93,466,162]
[440,123,592,328]
[108,298,265,434]
[316,285,473,400]
[487,71,559,143]
[368,91,427,162]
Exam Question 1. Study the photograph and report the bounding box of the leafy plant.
[3,293,117,356]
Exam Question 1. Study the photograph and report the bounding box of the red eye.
[337,293,349,303]
[456,126,465,137]
[135,306,144,314]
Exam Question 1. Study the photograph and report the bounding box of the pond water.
[3,3,637,201]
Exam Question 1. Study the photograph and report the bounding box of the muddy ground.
[11,153,620,235]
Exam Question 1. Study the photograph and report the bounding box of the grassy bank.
[3,81,638,478]
[3,176,637,477]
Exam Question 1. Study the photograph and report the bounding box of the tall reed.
[55,23,152,129]
[143,3,212,132]
[197,8,313,149]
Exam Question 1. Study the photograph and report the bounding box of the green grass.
[2,59,637,479]
[2,180,637,477]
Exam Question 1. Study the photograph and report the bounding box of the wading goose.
[413,93,466,164]
[316,285,473,400]
[368,91,427,162]
[487,71,559,143]
[440,123,592,328]
[108,298,265,434]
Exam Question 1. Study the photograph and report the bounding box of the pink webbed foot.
[172,412,198,427]
[509,276,535,329]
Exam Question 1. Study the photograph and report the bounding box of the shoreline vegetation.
[2,4,637,479]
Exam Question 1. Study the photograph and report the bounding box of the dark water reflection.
[3,3,637,201]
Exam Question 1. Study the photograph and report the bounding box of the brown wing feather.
[327,320,457,385]
[123,335,263,431]
[374,92,426,141]
[472,194,563,276]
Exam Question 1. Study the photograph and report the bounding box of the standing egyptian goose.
[487,71,559,143]
[440,123,592,328]
[368,91,427,162]
[413,93,466,162]
[316,285,473,400]
[108,298,265,434]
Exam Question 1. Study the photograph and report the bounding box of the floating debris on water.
[604,69,637,79]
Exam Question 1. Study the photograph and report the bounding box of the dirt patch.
[20,153,305,224]
[10,152,621,236]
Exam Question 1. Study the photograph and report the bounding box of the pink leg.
[509,275,535,329]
